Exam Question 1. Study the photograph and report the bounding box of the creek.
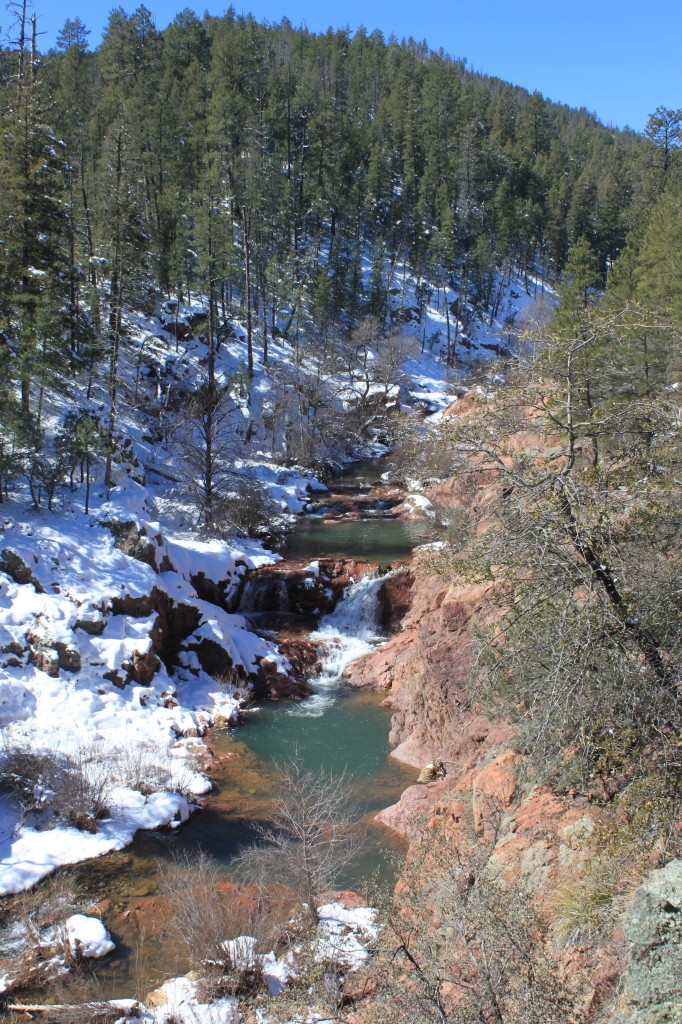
[71,458,432,998]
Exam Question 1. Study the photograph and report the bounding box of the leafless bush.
[253,927,352,1024]
[0,743,111,833]
[52,747,111,832]
[0,746,59,812]
[385,424,461,488]
[113,741,171,796]
[0,877,93,1008]
[158,851,288,1000]
[215,476,285,542]
[5,873,81,941]
[214,668,254,708]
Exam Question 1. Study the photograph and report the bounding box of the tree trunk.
[243,209,254,377]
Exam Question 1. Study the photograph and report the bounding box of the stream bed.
[63,459,428,998]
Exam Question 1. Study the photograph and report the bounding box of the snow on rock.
[222,934,258,969]
[163,531,277,587]
[260,950,294,997]
[63,914,115,958]
[398,493,436,518]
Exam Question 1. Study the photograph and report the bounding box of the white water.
[286,575,386,718]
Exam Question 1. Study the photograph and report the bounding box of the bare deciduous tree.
[236,759,365,921]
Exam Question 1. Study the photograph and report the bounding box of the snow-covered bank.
[0,790,192,896]
[0,500,297,894]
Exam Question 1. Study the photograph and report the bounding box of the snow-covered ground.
[0,503,294,894]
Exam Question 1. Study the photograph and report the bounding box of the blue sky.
[31,0,681,132]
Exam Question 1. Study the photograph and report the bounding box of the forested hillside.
[0,2,670,473]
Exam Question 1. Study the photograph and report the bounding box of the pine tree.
[0,1,71,419]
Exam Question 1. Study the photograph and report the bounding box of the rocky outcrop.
[377,570,413,630]
[26,630,82,676]
[257,655,314,699]
[100,519,159,570]
[612,860,682,1023]
[1,548,43,592]
[345,571,507,768]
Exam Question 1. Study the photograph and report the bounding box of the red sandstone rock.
[471,750,517,836]
[129,647,161,685]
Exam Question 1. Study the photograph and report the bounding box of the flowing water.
[59,460,430,998]
[282,458,436,562]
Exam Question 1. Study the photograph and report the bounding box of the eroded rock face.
[471,750,517,837]
[613,860,682,1023]
[377,570,414,630]
[345,572,507,768]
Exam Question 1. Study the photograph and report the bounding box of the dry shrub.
[215,477,285,542]
[0,949,70,1004]
[0,747,59,809]
[51,747,111,832]
[114,741,171,796]
[0,875,88,1006]
[551,772,680,947]
[214,667,254,709]
[0,743,111,832]
[158,851,290,1000]
[551,869,620,946]
[4,872,81,938]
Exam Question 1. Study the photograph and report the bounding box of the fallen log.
[142,461,182,483]
[6,1002,140,1022]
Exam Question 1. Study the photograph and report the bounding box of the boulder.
[101,520,158,570]
[1,548,43,592]
[55,641,82,672]
[75,605,107,635]
[613,859,682,1023]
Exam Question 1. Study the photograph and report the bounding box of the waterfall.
[287,575,386,717]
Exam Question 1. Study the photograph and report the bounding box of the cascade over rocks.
[230,557,411,696]
[235,558,383,622]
